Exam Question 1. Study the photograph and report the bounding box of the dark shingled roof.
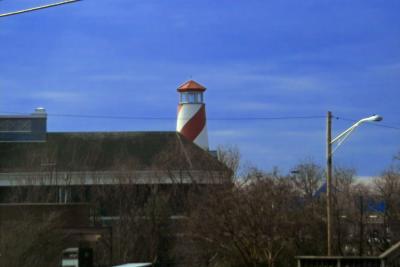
[0,132,226,172]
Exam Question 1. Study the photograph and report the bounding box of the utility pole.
[359,195,364,256]
[324,112,381,257]
[326,111,333,256]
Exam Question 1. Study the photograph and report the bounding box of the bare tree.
[0,210,71,267]
[217,145,241,179]
[184,167,301,267]
[374,168,400,249]
[291,160,324,200]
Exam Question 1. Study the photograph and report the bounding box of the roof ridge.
[47,131,176,134]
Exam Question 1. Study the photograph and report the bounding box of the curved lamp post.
[326,112,382,256]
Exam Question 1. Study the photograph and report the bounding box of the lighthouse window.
[180,93,188,103]
[188,93,196,103]
[180,92,203,103]
[194,93,203,103]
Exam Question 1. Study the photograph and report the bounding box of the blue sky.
[1,0,399,176]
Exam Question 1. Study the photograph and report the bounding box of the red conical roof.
[177,80,206,92]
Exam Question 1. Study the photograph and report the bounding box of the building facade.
[0,81,229,266]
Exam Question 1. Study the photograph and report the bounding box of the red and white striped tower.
[176,80,209,150]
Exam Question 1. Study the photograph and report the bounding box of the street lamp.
[326,112,382,256]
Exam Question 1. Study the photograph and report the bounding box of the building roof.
[113,264,152,267]
[0,132,226,173]
[177,80,206,92]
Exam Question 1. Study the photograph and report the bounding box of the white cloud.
[31,91,83,102]
[86,73,162,82]
[368,62,400,76]
[279,130,324,138]
[210,129,247,137]
[264,74,327,92]
[224,101,280,112]
[193,62,332,94]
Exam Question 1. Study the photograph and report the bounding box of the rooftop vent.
[32,107,47,117]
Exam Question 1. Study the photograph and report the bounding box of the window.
[194,93,200,103]
[179,92,203,103]
[180,93,188,103]
[188,93,195,103]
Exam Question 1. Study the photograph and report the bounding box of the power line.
[0,0,81,18]
[2,110,399,130]
[2,109,399,130]
[209,115,325,121]
[0,111,325,121]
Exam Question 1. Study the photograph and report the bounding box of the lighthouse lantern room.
[176,80,209,150]
[179,91,204,104]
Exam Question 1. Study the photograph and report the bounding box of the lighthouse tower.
[176,80,209,150]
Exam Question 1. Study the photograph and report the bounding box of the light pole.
[326,112,382,256]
